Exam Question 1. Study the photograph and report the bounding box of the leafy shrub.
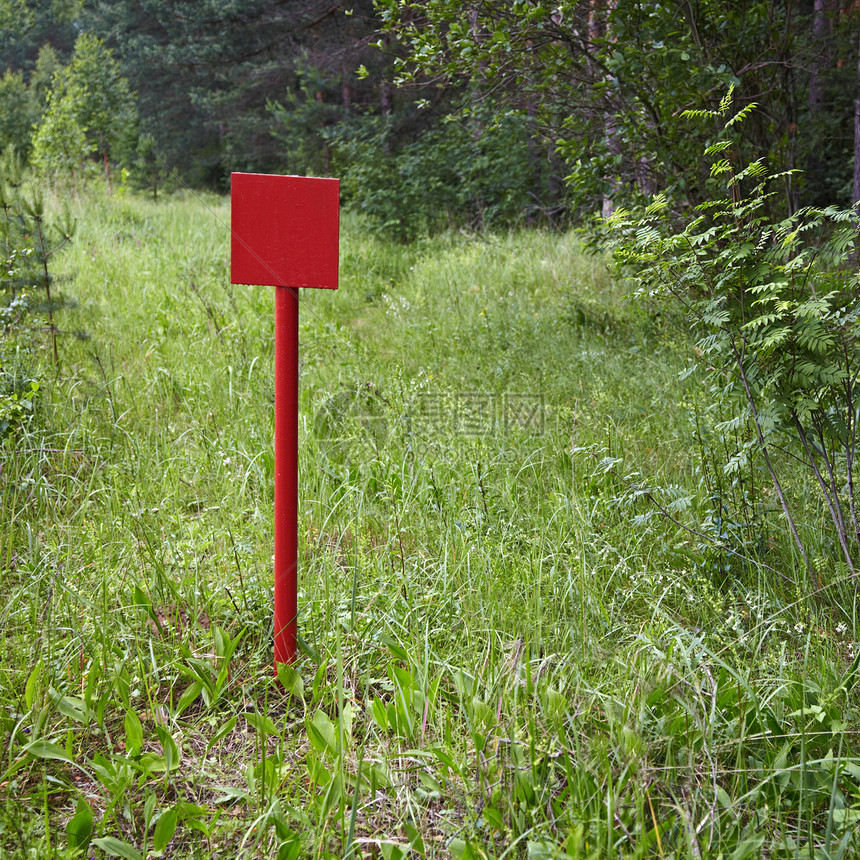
[331,103,540,240]
[606,90,860,588]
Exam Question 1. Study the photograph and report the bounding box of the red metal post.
[230,172,339,677]
[274,286,299,666]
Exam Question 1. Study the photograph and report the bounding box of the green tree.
[330,102,542,239]
[82,0,384,185]
[130,133,165,200]
[377,0,859,218]
[0,0,33,33]
[31,32,135,188]
[31,91,90,180]
[0,0,79,79]
[0,45,65,161]
[27,42,62,112]
[0,70,36,157]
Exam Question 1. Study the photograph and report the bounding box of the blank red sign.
[230,173,340,289]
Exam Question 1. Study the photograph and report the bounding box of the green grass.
[0,187,859,859]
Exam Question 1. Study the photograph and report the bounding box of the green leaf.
[132,585,152,610]
[124,710,143,757]
[91,836,143,860]
[276,664,305,701]
[205,715,237,756]
[24,662,42,711]
[50,688,90,725]
[133,752,168,776]
[380,842,407,860]
[306,710,336,754]
[483,805,505,831]
[370,697,388,732]
[65,797,93,852]
[153,805,178,852]
[527,842,574,860]
[449,839,468,859]
[176,680,203,715]
[144,792,156,826]
[244,711,279,737]
[404,822,425,856]
[23,739,74,764]
[155,724,180,771]
[381,637,410,662]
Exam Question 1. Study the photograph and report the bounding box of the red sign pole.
[230,173,339,670]
[274,286,299,665]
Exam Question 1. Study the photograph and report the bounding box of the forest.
[3,1,860,859]
[2,1,858,232]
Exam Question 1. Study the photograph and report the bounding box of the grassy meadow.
[1,188,859,859]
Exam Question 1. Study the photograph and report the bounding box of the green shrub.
[606,90,860,589]
[331,103,540,240]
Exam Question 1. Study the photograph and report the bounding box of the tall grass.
[0,188,857,859]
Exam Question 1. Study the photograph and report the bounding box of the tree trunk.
[101,132,112,195]
[589,0,620,217]
[341,63,352,112]
[808,0,830,115]
[854,27,860,212]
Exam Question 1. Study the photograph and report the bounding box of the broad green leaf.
[277,836,301,860]
[24,662,42,711]
[132,586,152,610]
[153,805,178,852]
[155,724,180,770]
[449,839,468,860]
[124,710,143,757]
[380,842,407,860]
[65,797,93,852]
[404,822,425,856]
[176,680,203,715]
[527,842,573,860]
[381,637,410,662]
[276,664,304,701]
[187,817,211,836]
[91,836,143,860]
[307,710,336,754]
[23,739,74,764]
[244,711,279,736]
[144,792,156,826]
[370,697,388,732]
[483,806,504,831]
[134,752,169,775]
[50,688,90,725]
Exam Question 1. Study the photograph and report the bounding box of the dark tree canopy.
[79,0,393,185]
[1,0,859,231]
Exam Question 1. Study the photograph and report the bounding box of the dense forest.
[2,1,860,235]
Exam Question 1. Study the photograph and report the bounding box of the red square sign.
[230,173,339,289]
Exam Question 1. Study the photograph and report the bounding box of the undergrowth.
[0,189,858,858]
